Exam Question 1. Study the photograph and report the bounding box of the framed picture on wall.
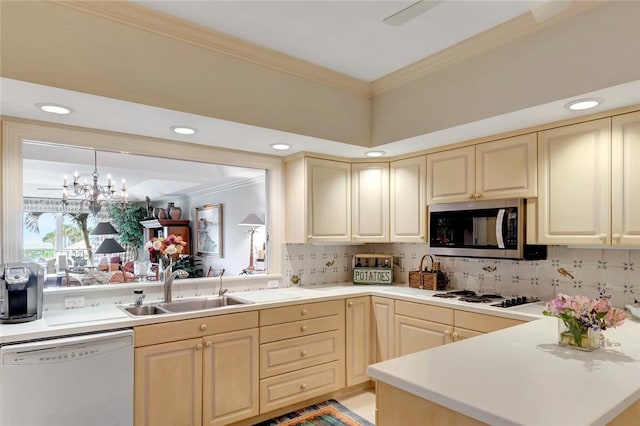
[195,204,223,257]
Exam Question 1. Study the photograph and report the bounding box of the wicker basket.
[408,254,445,290]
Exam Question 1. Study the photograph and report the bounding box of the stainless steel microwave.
[429,198,544,260]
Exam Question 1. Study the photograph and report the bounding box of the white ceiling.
[2,0,640,193]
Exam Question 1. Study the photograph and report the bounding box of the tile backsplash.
[283,243,639,308]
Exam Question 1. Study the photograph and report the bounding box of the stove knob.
[501,300,508,308]
[516,297,523,304]
[510,298,518,305]
[522,296,528,303]
[505,299,512,307]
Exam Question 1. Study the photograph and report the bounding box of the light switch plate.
[64,296,85,309]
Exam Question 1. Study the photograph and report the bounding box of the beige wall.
[371,1,640,145]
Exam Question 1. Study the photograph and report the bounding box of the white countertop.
[0,285,543,344]
[368,317,640,426]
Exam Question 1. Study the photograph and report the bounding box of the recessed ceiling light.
[565,98,603,111]
[271,143,291,150]
[171,126,197,135]
[365,151,385,158]
[36,103,73,115]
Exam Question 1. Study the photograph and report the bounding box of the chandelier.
[62,151,128,215]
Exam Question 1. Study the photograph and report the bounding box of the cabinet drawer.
[260,330,344,378]
[454,310,525,333]
[395,300,453,325]
[260,312,344,343]
[260,360,344,413]
[260,300,343,326]
[134,311,259,347]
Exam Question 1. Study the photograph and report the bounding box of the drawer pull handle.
[195,343,203,350]
[300,350,308,357]
[348,302,353,307]
[301,309,307,316]
[205,341,212,348]
[200,324,207,331]
[300,325,307,332]
[300,383,308,390]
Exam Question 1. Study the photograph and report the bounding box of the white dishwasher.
[1,329,133,426]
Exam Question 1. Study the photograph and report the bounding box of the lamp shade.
[91,221,119,235]
[95,237,125,254]
[238,214,264,227]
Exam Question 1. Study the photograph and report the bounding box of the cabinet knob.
[205,341,212,348]
[300,350,308,357]
[300,325,307,332]
[348,302,353,307]
[301,309,307,316]
[199,324,207,331]
[613,234,621,240]
[599,234,607,240]
[300,383,308,390]
[195,343,203,350]
[469,194,475,199]
[443,330,451,336]
[452,332,459,341]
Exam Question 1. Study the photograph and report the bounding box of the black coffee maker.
[0,262,44,323]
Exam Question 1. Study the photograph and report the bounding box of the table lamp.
[239,213,264,272]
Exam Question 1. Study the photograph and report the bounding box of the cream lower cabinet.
[371,296,395,363]
[427,134,537,204]
[134,312,259,426]
[259,300,345,413]
[394,300,453,357]
[345,296,372,386]
[452,310,524,343]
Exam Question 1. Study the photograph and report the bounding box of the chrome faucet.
[218,268,227,297]
[164,269,189,303]
[133,290,145,307]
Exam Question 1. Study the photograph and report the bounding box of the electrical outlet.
[267,280,279,289]
[64,296,85,309]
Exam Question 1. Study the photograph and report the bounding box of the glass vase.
[557,319,601,351]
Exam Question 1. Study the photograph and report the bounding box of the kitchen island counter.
[368,317,640,426]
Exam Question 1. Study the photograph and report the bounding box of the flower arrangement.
[544,291,626,348]
[144,234,187,263]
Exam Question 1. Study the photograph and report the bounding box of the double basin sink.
[121,295,250,316]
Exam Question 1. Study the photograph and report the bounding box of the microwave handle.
[496,209,506,249]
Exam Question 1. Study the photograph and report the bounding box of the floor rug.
[254,399,374,426]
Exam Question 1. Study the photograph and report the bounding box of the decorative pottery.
[557,319,601,351]
[157,208,168,219]
[169,205,182,220]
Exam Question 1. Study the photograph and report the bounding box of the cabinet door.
[134,338,203,426]
[427,146,474,204]
[394,315,452,357]
[346,297,372,386]
[306,158,351,242]
[452,327,483,342]
[202,329,259,426]
[372,296,395,363]
[538,118,611,245]
[612,112,640,246]
[476,133,537,199]
[390,156,426,242]
[352,163,389,242]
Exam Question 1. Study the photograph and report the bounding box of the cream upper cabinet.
[285,157,351,243]
[612,111,640,246]
[345,297,372,387]
[538,118,612,245]
[352,163,389,242]
[390,156,426,242]
[475,134,537,199]
[427,146,475,204]
[427,134,537,204]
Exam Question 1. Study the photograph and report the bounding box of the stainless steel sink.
[121,305,169,316]
[159,296,248,313]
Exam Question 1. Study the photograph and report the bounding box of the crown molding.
[51,0,371,98]
[370,0,606,96]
